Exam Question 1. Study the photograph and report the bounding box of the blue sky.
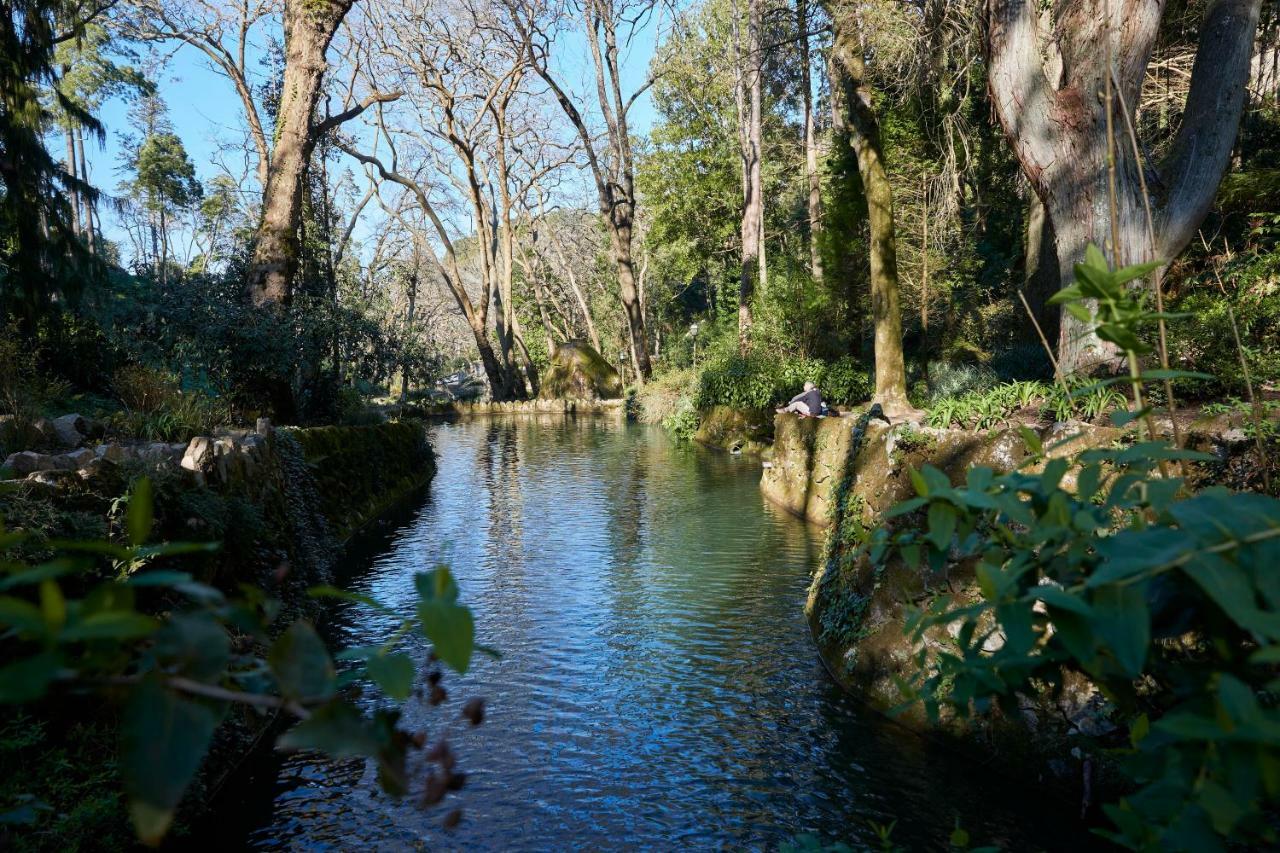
[80,6,667,265]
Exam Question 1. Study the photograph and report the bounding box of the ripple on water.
[242,419,1088,852]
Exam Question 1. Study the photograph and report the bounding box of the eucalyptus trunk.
[798,0,823,285]
[735,0,764,353]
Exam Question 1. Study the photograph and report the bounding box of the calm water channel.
[240,417,1084,851]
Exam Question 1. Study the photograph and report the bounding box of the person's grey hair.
[804,381,815,391]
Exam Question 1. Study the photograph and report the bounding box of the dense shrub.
[1167,253,1280,398]
[695,352,872,410]
[918,361,1000,406]
[821,356,875,405]
[0,328,71,454]
[634,367,698,424]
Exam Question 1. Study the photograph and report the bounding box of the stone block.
[51,413,87,448]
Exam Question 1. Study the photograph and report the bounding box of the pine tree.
[0,0,105,327]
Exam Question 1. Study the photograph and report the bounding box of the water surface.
[246,417,1081,851]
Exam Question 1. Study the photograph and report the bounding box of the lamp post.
[688,322,700,367]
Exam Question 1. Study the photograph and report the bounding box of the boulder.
[140,442,184,465]
[31,418,60,448]
[181,436,215,484]
[256,417,273,437]
[58,448,95,469]
[3,451,59,477]
[50,413,87,448]
[95,443,131,463]
[25,469,79,489]
[539,340,624,400]
[212,437,239,483]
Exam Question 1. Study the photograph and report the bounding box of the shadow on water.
[217,417,1095,851]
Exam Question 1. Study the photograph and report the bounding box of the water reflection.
[244,418,1086,851]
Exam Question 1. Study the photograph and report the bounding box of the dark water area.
[237,417,1088,851]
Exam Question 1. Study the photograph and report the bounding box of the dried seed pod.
[442,809,462,829]
[422,771,447,805]
[425,739,455,770]
[429,683,448,706]
[461,698,485,726]
[446,771,467,791]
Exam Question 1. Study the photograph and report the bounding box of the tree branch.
[1156,0,1263,259]
[312,91,404,136]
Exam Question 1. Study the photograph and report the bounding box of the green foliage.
[925,377,1129,430]
[695,351,872,410]
[0,480,481,845]
[663,399,701,442]
[131,132,201,215]
[0,0,105,326]
[920,362,1001,406]
[1167,251,1280,398]
[0,327,72,453]
[869,247,1280,850]
[0,713,130,851]
[107,365,227,442]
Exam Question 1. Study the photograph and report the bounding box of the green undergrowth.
[926,378,1127,430]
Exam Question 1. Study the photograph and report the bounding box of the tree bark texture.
[735,0,764,353]
[827,0,910,410]
[988,0,1262,373]
[798,0,823,285]
[244,0,354,307]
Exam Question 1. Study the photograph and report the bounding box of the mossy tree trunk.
[245,0,354,308]
[826,0,910,412]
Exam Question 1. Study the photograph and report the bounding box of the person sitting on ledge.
[777,382,825,417]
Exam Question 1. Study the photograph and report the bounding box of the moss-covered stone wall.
[765,413,1120,709]
[692,406,774,454]
[289,420,436,542]
[395,398,627,419]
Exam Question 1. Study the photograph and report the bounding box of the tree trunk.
[798,0,823,284]
[244,0,353,307]
[610,218,649,381]
[75,127,95,254]
[401,272,417,402]
[735,0,763,353]
[1023,193,1061,347]
[827,0,910,411]
[988,0,1262,374]
[752,0,767,298]
[64,126,81,238]
[159,206,168,288]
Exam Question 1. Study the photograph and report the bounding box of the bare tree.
[731,0,764,352]
[120,0,279,188]
[509,0,657,381]
[988,0,1263,373]
[349,0,557,396]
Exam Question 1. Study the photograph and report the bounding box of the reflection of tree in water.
[479,421,524,575]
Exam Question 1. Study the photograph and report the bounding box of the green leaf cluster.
[869,252,1280,850]
[0,480,483,845]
